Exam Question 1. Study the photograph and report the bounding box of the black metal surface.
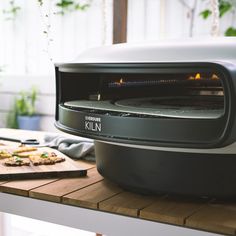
[64,95,224,119]
[55,61,236,148]
[57,104,225,148]
[55,61,236,197]
[95,141,236,198]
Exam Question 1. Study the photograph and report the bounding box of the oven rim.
[55,61,236,149]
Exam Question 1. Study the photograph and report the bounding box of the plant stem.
[179,0,198,37]
[211,0,220,36]
[189,0,197,37]
[179,0,191,11]
[232,9,236,26]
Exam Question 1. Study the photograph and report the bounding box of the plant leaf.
[56,0,74,8]
[74,3,90,11]
[225,27,236,36]
[14,87,38,116]
[219,0,232,17]
[199,9,212,19]
[55,0,90,15]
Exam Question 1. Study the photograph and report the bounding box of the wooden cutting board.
[0,145,87,180]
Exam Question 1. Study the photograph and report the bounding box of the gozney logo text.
[85,116,102,132]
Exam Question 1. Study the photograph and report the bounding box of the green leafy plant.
[7,87,38,129]
[200,9,212,19]
[3,0,21,21]
[199,0,236,36]
[37,0,43,6]
[225,26,236,35]
[16,87,38,116]
[55,0,90,15]
[7,100,19,129]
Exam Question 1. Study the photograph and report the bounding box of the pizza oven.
[55,38,236,198]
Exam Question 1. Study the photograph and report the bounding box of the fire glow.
[188,73,202,80]
[195,73,201,80]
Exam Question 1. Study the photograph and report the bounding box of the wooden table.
[0,129,235,236]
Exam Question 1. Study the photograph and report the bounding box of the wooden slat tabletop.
[0,129,236,235]
[29,168,103,202]
[140,196,209,225]
[186,202,236,235]
[0,179,58,197]
[63,179,123,209]
[99,191,157,217]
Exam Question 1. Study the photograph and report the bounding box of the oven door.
[55,62,236,148]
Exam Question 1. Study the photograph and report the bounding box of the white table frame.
[0,192,220,236]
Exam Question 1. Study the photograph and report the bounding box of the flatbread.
[5,157,30,166]
[29,152,65,166]
[14,146,38,154]
[0,150,12,159]
[15,151,41,158]
[1,145,66,167]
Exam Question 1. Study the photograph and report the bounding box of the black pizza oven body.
[55,41,236,198]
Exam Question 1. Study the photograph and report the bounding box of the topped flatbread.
[0,150,12,159]
[1,144,66,167]
[5,157,30,166]
[29,152,65,166]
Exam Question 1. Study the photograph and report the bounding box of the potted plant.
[7,87,41,130]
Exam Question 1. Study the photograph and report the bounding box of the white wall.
[0,0,235,131]
[127,0,235,42]
[0,0,113,75]
[0,75,56,131]
[0,0,113,131]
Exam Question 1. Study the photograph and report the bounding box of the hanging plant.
[2,0,21,20]
[225,26,236,35]
[37,0,43,6]
[55,0,91,15]
[36,0,91,63]
[37,0,91,15]
[200,0,236,36]
[178,0,198,37]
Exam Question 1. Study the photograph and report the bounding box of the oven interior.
[60,68,225,120]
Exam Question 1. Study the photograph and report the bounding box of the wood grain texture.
[140,197,208,226]
[72,160,95,170]
[186,202,236,236]
[29,168,103,203]
[0,179,58,196]
[99,191,157,217]
[0,147,87,180]
[113,0,128,44]
[2,129,236,236]
[63,180,123,209]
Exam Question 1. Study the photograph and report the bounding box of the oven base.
[95,141,236,198]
